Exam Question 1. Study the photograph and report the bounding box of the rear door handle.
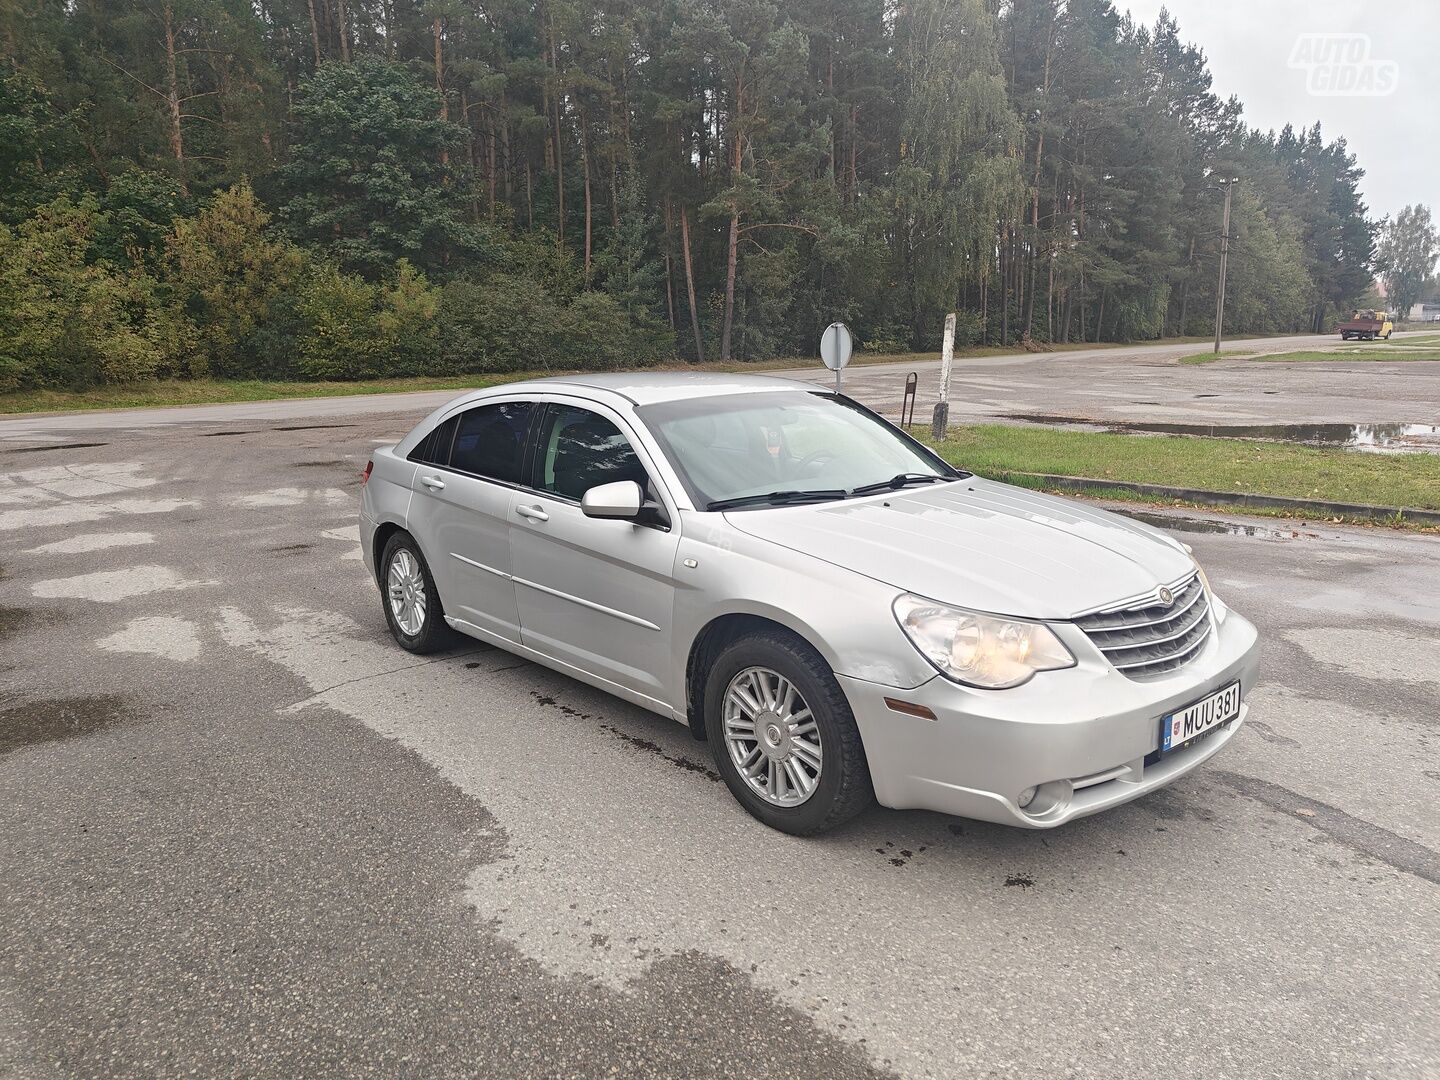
[515,504,549,522]
[420,475,445,490]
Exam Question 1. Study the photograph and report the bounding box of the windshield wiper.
[849,473,954,497]
[707,489,850,511]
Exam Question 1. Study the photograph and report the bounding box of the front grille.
[1074,575,1212,680]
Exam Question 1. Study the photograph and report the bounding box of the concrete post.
[931,312,956,440]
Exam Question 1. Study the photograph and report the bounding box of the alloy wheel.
[387,548,427,636]
[723,666,823,807]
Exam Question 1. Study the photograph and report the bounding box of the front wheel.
[380,531,456,654]
[704,629,874,835]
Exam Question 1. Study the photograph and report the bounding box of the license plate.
[1161,681,1241,753]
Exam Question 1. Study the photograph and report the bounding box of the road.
[779,332,1440,429]
[1,404,1438,1078]
[5,333,1438,445]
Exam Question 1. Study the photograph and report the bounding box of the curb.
[995,471,1440,527]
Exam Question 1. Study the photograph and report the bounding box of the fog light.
[1017,786,1038,809]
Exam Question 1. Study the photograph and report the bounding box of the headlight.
[892,594,1075,689]
[1194,560,1227,622]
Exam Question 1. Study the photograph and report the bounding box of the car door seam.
[449,551,512,579]
[510,574,662,632]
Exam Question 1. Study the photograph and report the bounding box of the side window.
[408,416,457,465]
[449,401,534,483]
[534,405,648,501]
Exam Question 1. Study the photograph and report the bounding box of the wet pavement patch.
[1005,414,1440,453]
[201,430,259,437]
[528,692,721,783]
[293,459,348,468]
[1114,508,1319,538]
[6,442,108,454]
[599,723,723,783]
[273,424,358,432]
[266,542,316,554]
[1211,770,1440,885]
[0,605,34,639]
[0,695,133,756]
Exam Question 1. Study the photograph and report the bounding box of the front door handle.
[515,504,549,522]
[420,475,445,490]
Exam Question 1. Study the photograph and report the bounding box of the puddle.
[7,442,108,454]
[273,424,357,432]
[201,430,260,437]
[1116,509,1319,539]
[0,695,133,755]
[1006,414,1440,453]
[267,542,316,554]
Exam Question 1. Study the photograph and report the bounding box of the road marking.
[32,566,214,603]
[24,531,156,555]
[97,616,202,662]
[1287,627,1440,687]
[320,524,363,560]
[0,498,196,532]
[234,487,355,509]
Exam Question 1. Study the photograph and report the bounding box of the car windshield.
[638,391,959,510]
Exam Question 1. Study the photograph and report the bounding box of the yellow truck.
[1337,309,1394,340]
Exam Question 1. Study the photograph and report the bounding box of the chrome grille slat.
[1075,574,1213,680]
[1077,583,1207,633]
[1082,597,1210,652]
[1111,621,1212,672]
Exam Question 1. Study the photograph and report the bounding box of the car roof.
[466,370,827,408]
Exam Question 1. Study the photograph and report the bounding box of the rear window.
[408,416,457,466]
[449,401,534,484]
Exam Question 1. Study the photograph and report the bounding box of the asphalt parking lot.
[782,333,1440,431]
[2,387,1438,1077]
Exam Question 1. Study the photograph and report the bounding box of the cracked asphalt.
[1,386,1437,1078]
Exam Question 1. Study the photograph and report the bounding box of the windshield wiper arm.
[707,489,850,511]
[849,473,953,497]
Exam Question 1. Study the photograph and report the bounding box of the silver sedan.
[359,373,1259,835]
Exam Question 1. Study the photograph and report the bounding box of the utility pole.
[1213,177,1238,354]
[931,312,956,440]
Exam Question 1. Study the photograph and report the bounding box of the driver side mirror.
[580,479,644,520]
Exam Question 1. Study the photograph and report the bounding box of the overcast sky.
[1119,0,1438,223]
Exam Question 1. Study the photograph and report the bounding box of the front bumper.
[839,606,1260,828]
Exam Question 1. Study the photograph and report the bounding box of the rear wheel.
[380,531,455,654]
[704,629,873,835]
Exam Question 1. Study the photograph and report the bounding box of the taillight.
[361,460,373,486]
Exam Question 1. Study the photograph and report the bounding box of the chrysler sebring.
[359,373,1259,835]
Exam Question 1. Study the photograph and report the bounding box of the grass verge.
[0,332,1306,416]
[0,375,523,415]
[922,424,1440,514]
[1178,350,1252,365]
[1255,349,1440,363]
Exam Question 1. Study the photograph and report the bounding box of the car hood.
[722,477,1196,620]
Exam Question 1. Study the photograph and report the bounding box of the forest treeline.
[1,0,1379,389]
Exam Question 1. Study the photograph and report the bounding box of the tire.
[1340,332,1349,340]
[704,629,874,835]
[379,530,456,654]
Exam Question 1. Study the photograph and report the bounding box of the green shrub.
[438,275,672,374]
[167,182,306,377]
[438,275,564,373]
[0,197,194,390]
